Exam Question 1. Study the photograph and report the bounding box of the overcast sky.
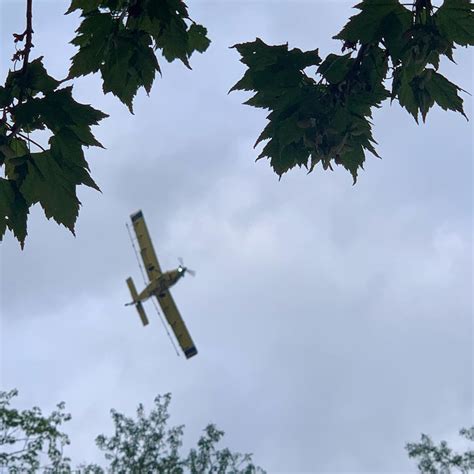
[0,0,472,472]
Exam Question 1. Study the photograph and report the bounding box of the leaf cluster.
[94,393,184,472]
[231,0,472,181]
[1,389,265,473]
[231,39,386,182]
[0,57,107,248]
[0,389,71,472]
[187,424,264,474]
[86,393,265,473]
[406,427,474,473]
[1,0,209,248]
[67,0,210,112]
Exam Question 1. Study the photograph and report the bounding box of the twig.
[22,0,34,73]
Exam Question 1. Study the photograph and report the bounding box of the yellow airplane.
[125,210,198,359]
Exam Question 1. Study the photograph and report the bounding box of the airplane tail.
[126,277,149,326]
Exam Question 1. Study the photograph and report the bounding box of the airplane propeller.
[178,258,196,277]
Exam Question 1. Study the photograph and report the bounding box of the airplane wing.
[130,210,162,281]
[156,291,198,359]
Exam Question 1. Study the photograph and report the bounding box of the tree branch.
[22,0,34,72]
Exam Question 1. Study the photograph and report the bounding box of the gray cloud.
[1,0,472,472]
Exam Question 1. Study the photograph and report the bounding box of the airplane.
[125,210,198,359]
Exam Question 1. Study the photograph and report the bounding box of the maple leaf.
[436,0,474,47]
[100,31,159,112]
[381,8,413,61]
[424,70,467,118]
[68,12,116,78]
[0,86,12,108]
[50,131,100,191]
[20,151,81,232]
[187,24,211,55]
[0,177,28,246]
[5,57,59,98]
[66,0,101,15]
[12,86,107,144]
[393,65,467,122]
[334,0,412,45]
[318,53,354,84]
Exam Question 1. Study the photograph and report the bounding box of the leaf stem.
[4,122,46,151]
[18,132,45,151]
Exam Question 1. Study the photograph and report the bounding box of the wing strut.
[126,222,180,357]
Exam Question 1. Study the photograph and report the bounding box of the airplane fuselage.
[137,269,184,301]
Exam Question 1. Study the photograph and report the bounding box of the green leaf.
[357,45,390,102]
[0,178,28,246]
[52,87,108,136]
[381,8,413,61]
[156,17,191,67]
[63,162,100,191]
[99,31,159,112]
[275,116,306,148]
[12,86,108,144]
[318,53,354,84]
[334,0,412,44]
[20,151,81,233]
[393,69,422,121]
[424,70,467,117]
[26,58,61,92]
[187,24,211,55]
[69,12,116,78]
[49,131,88,169]
[1,136,30,182]
[5,57,59,98]
[340,145,365,184]
[393,67,466,121]
[265,140,309,177]
[399,22,458,80]
[232,38,320,72]
[70,12,160,111]
[49,133,100,191]
[66,0,101,15]
[436,0,474,46]
[0,86,12,108]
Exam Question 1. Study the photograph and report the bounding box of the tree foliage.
[82,393,264,473]
[67,0,210,112]
[231,0,472,180]
[406,426,474,473]
[0,389,71,472]
[1,390,264,473]
[0,0,209,248]
[0,0,472,248]
[89,393,184,472]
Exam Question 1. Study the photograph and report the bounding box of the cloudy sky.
[1,0,472,472]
